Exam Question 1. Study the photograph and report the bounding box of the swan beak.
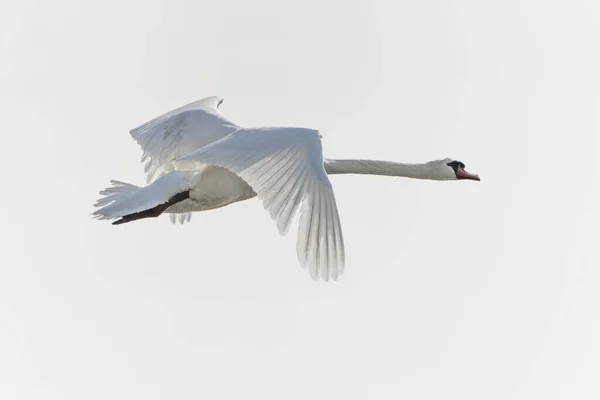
[457,166,480,181]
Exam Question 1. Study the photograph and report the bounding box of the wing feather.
[264,150,305,219]
[130,97,240,183]
[176,127,345,280]
[276,165,309,236]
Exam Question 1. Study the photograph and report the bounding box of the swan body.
[93,97,480,280]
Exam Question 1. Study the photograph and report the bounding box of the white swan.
[93,97,480,281]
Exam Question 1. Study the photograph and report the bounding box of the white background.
[1,0,599,399]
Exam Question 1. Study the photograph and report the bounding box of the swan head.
[435,158,480,181]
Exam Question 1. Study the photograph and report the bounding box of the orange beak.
[457,166,480,181]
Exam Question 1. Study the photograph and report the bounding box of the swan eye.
[459,162,465,169]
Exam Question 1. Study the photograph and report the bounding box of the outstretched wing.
[130,96,240,183]
[176,127,345,281]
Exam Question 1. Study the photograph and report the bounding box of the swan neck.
[323,159,436,180]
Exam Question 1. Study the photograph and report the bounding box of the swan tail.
[111,191,190,225]
[92,172,193,225]
[93,180,141,208]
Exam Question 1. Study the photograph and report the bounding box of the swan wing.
[130,96,240,183]
[177,127,345,281]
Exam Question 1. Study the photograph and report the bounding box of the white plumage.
[93,96,480,281]
[177,127,345,280]
[129,96,239,224]
[132,96,239,183]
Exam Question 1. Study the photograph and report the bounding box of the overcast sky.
[1,0,599,399]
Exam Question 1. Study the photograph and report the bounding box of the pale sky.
[1,0,599,399]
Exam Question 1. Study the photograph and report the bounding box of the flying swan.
[93,97,480,281]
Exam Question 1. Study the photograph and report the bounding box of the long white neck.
[323,159,440,180]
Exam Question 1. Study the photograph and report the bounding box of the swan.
[93,97,480,281]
